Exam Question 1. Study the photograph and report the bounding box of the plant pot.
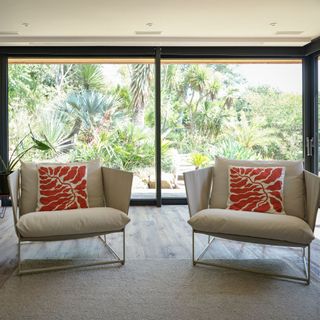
[0,173,10,195]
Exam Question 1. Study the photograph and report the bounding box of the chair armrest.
[102,167,133,214]
[304,170,320,231]
[183,167,213,217]
[7,170,20,236]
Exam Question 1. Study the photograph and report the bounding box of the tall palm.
[161,65,180,131]
[130,64,152,127]
[181,65,221,135]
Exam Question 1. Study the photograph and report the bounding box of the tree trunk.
[133,95,145,128]
[130,64,151,128]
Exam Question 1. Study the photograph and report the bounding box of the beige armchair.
[184,158,320,284]
[8,161,133,275]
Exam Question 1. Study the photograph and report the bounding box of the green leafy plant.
[216,139,257,160]
[0,130,52,174]
[191,153,209,169]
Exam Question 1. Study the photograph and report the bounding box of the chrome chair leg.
[192,230,195,265]
[122,229,125,265]
[17,239,21,274]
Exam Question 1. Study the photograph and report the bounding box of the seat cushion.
[20,159,105,215]
[188,208,314,245]
[16,207,130,238]
[210,157,305,219]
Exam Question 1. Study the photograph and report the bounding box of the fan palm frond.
[75,64,105,91]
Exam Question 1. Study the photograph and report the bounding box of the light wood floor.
[1,206,320,287]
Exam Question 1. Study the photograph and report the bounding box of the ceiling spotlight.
[146,22,153,27]
[269,22,277,27]
[22,22,30,27]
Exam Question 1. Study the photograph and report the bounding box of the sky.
[102,63,303,94]
[235,64,302,93]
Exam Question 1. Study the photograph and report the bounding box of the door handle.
[306,137,314,157]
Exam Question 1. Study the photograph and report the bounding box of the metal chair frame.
[17,229,126,275]
[192,230,311,285]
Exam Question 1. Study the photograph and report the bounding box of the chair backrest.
[102,167,133,215]
[210,157,305,219]
[184,167,213,217]
[7,170,20,237]
[19,160,105,215]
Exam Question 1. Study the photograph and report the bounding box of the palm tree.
[194,101,229,140]
[130,64,152,127]
[74,64,105,91]
[161,64,179,131]
[180,65,223,135]
[36,109,77,155]
[65,90,116,143]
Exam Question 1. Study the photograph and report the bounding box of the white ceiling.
[0,0,319,46]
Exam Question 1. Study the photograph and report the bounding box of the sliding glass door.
[8,58,156,200]
[8,56,304,204]
[161,59,303,199]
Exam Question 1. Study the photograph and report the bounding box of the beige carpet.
[0,259,320,320]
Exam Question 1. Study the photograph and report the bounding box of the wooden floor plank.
[0,205,319,288]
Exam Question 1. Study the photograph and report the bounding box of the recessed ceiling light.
[146,22,153,27]
[276,31,304,35]
[269,22,277,27]
[0,31,19,35]
[135,30,162,35]
[22,22,30,27]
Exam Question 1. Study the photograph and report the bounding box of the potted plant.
[0,131,52,195]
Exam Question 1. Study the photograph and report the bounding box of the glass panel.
[161,60,303,199]
[8,59,155,200]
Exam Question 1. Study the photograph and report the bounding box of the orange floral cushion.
[227,166,285,214]
[37,165,89,211]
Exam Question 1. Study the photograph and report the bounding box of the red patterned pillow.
[37,165,89,211]
[227,166,285,214]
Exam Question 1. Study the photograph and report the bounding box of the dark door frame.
[1,44,320,206]
[303,54,319,173]
[0,55,8,173]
